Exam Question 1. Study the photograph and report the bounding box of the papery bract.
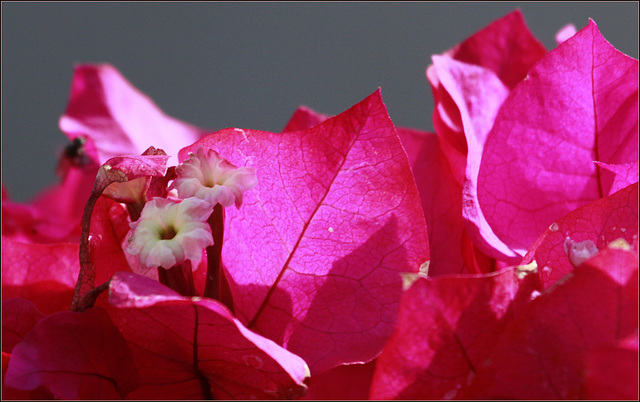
[59,64,207,166]
[1,299,50,400]
[426,10,547,263]
[1,237,79,314]
[369,265,540,399]
[524,181,638,289]
[477,20,639,254]
[464,244,639,399]
[179,90,430,375]
[104,272,309,399]
[594,161,640,195]
[583,331,639,400]
[4,307,139,400]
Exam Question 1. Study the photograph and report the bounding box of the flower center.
[161,225,178,240]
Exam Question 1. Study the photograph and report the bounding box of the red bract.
[1,238,79,314]
[426,10,547,264]
[179,89,430,375]
[477,20,639,255]
[524,182,639,288]
[369,265,541,399]
[103,272,309,399]
[4,307,139,399]
[464,243,639,399]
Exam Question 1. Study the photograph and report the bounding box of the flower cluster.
[2,10,638,400]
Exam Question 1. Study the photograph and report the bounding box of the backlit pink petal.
[555,23,578,45]
[594,160,640,195]
[523,182,638,289]
[1,237,79,314]
[477,20,639,253]
[179,90,430,375]
[465,244,639,399]
[431,55,518,262]
[4,308,139,399]
[281,105,330,132]
[59,64,208,166]
[105,272,309,399]
[370,265,541,399]
[447,10,547,89]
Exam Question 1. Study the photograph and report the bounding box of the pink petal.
[105,272,309,399]
[281,105,330,132]
[448,10,547,89]
[2,299,46,353]
[583,331,639,400]
[594,160,640,195]
[59,64,207,166]
[431,55,518,262]
[555,23,578,45]
[302,360,376,400]
[410,131,496,275]
[370,266,541,399]
[4,307,139,399]
[524,182,638,289]
[1,237,79,314]
[465,244,639,399]
[477,20,639,253]
[179,90,430,374]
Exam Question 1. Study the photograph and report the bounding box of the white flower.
[172,147,257,208]
[127,197,214,269]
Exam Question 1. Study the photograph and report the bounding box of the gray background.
[2,2,638,202]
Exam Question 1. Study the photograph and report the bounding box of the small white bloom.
[127,197,214,269]
[172,147,257,208]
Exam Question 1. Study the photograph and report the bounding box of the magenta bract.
[477,20,639,254]
[179,90,430,374]
[105,272,309,399]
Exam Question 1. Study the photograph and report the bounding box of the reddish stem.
[204,203,234,312]
[158,261,196,297]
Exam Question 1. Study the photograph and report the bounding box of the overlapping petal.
[179,90,430,375]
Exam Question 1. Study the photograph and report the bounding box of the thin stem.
[158,261,196,297]
[204,204,234,312]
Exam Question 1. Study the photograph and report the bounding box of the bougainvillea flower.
[477,20,639,255]
[58,64,208,166]
[179,89,430,375]
[172,147,258,208]
[127,197,214,270]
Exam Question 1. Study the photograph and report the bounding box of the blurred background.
[2,2,638,202]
